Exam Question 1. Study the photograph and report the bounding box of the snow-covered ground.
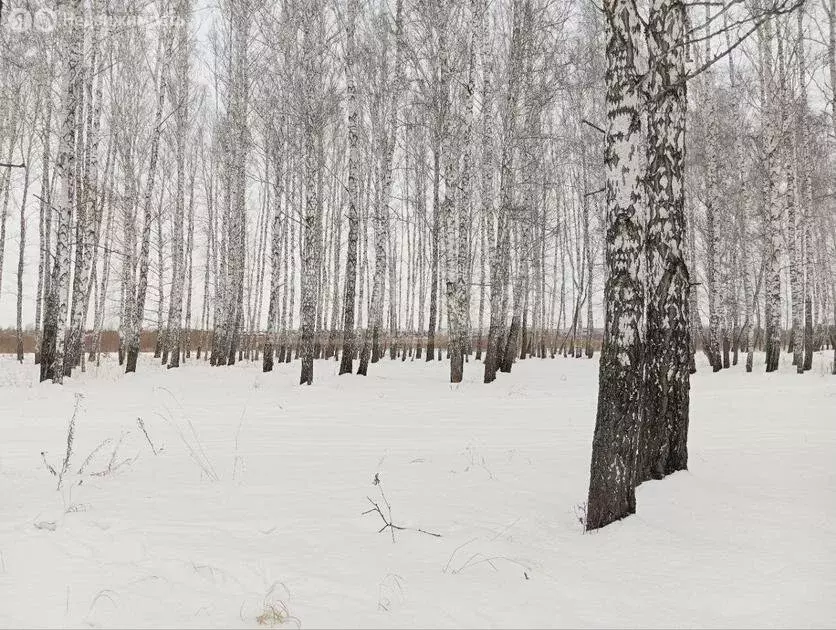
[0,351,834,628]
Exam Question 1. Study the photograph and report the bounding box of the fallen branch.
[454,553,530,574]
[361,479,441,542]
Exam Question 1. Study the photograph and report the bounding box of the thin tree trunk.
[339,1,360,374]
[762,17,782,373]
[127,22,174,373]
[35,59,55,365]
[16,122,37,362]
[43,0,82,383]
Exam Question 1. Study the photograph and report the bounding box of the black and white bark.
[586,0,646,530]
[126,19,175,373]
[339,0,361,376]
[166,0,192,369]
[42,0,83,384]
[639,0,690,482]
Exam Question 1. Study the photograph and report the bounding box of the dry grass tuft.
[256,600,300,628]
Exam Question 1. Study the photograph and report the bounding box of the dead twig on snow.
[362,478,441,542]
[90,431,139,477]
[137,417,158,455]
[77,438,113,476]
[41,451,57,477]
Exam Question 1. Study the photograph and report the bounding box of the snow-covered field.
[0,352,834,628]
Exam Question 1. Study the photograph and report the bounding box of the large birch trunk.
[638,0,690,483]
[586,0,646,530]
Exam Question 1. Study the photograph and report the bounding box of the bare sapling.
[57,394,83,490]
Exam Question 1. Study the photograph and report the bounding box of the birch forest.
[0,0,831,385]
[0,0,835,624]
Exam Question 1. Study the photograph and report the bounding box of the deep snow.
[0,351,834,628]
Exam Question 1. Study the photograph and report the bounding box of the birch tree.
[585,0,646,530]
[166,0,192,369]
[299,0,326,385]
[41,0,83,384]
[639,0,690,482]
[339,0,361,375]
[126,14,174,374]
